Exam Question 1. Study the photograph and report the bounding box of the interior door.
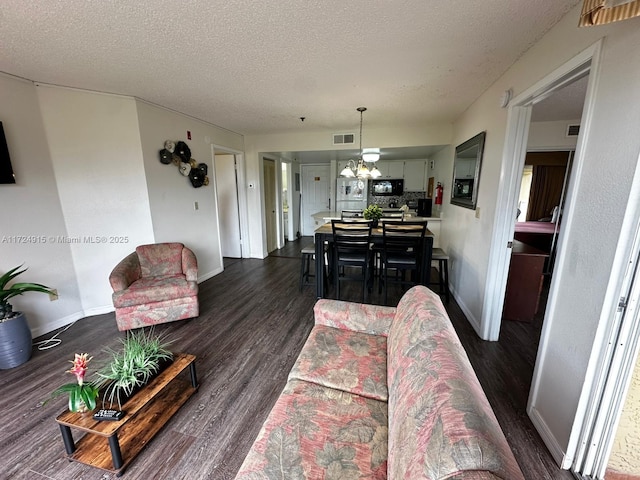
[214,154,242,258]
[301,165,331,236]
[263,158,277,253]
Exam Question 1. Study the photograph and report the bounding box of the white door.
[214,154,242,258]
[301,165,331,236]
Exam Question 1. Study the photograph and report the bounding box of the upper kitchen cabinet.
[375,160,404,179]
[403,160,427,191]
[454,158,476,179]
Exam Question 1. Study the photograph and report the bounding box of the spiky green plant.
[95,328,173,408]
[1,265,54,321]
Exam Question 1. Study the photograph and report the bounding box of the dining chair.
[379,220,427,304]
[331,219,373,302]
[340,209,364,220]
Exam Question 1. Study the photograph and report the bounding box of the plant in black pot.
[0,265,54,369]
[95,328,173,409]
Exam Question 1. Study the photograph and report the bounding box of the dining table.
[314,222,434,299]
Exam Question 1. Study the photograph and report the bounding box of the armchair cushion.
[136,242,185,277]
[112,275,198,308]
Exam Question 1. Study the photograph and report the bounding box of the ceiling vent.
[566,124,580,137]
[333,133,355,145]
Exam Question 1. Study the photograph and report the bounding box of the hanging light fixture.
[339,107,380,178]
[339,159,356,177]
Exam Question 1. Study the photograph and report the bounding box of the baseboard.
[450,285,483,338]
[30,305,114,338]
[198,266,223,283]
[529,405,567,467]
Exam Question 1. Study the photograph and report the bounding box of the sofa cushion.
[235,379,388,480]
[288,325,388,401]
[112,275,197,308]
[313,299,396,336]
[136,242,185,277]
[387,286,524,480]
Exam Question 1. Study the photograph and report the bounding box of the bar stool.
[300,244,327,291]
[431,247,450,302]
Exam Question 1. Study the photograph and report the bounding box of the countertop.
[312,210,441,222]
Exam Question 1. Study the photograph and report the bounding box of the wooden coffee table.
[55,352,198,476]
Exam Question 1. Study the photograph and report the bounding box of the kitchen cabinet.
[375,160,404,179]
[403,160,427,191]
[454,158,476,179]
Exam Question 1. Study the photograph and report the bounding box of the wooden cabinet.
[403,160,427,191]
[503,241,548,322]
[375,160,404,178]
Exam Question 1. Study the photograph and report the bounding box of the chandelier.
[339,107,381,178]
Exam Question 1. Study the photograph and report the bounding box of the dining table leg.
[315,233,325,298]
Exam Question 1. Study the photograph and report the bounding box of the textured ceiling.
[0,0,581,136]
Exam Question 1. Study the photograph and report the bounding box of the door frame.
[212,144,249,259]
[483,40,602,466]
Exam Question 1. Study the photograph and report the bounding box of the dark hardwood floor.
[0,237,572,479]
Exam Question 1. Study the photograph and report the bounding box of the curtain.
[580,0,640,26]
[526,166,566,221]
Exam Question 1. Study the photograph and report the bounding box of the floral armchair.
[109,242,199,331]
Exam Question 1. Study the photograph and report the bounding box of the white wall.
[37,86,155,315]
[0,75,80,336]
[244,123,453,257]
[442,6,640,463]
[135,100,244,280]
[528,120,581,150]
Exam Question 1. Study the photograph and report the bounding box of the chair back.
[331,220,372,261]
[340,209,364,220]
[382,221,427,260]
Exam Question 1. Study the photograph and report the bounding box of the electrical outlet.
[475,208,481,219]
[49,289,59,301]
[194,201,199,210]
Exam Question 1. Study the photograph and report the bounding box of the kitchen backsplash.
[367,188,428,209]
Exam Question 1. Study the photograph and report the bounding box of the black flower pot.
[0,312,33,369]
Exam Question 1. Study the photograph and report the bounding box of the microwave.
[372,179,403,196]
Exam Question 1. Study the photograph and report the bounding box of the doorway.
[214,154,242,258]
[263,158,278,253]
[300,164,331,236]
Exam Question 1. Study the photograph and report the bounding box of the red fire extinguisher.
[435,182,443,205]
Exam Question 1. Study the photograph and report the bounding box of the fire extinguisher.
[435,182,443,205]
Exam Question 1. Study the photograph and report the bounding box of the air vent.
[333,133,355,145]
[566,124,580,137]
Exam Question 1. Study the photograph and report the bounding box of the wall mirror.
[451,131,486,210]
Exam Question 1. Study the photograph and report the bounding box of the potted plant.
[48,353,100,413]
[95,328,173,409]
[363,204,383,227]
[0,265,54,369]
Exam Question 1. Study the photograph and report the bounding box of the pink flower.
[67,353,92,386]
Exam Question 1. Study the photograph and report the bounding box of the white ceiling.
[0,0,582,140]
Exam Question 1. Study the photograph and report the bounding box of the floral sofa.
[235,286,525,479]
[109,242,198,331]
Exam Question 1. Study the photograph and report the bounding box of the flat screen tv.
[0,122,16,184]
